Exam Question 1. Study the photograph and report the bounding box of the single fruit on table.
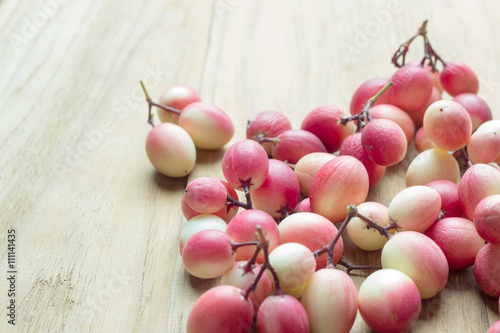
[414,126,437,153]
[369,104,415,147]
[157,85,200,123]
[268,242,316,290]
[220,261,272,312]
[179,102,234,149]
[358,269,421,333]
[474,195,500,244]
[424,217,485,270]
[178,214,227,253]
[278,212,344,269]
[474,243,500,297]
[186,285,253,333]
[226,209,280,263]
[182,229,235,279]
[293,152,336,196]
[145,122,196,177]
[271,129,327,164]
[181,180,239,222]
[408,86,442,127]
[257,294,310,333]
[346,202,392,251]
[458,163,500,220]
[350,77,391,115]
[388,65,433,112]
[467,128,500,164]
[340,132,386,188]
[453,93,493,131]
[246,110,292,155]
[406,149,460,187]
[300,105,355,153]
[309,156,369,222]
[301,268,357,333]
[222,139,269,191]
[381,231,449,299]
[423,100,472,151]
[184,177,227,214]
[440,61,479,96]
[388,185,441,232]
[426,180,463,218]
[250,159,300,218]
[361,118,407,166]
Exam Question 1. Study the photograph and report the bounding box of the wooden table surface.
[1,0,500,332]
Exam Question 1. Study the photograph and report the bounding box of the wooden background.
[1,0,499,332]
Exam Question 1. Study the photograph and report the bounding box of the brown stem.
[337,258,382,274]
[356,212,397,239]
[256,133,279,145]
[226,194,252,210]
[140,81,182,129]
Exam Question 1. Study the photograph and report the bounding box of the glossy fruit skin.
[301,268,358,333]
[474,243,500,297]
[440,61,479,96]
[271,129,327,164]
[301,105,355,153]
[145,122,196,177]
[179,102,234,150]
[361,118,407,166]
[186,285,254,333]
[358,269,421,333]
[246,110,292,155]
[257,294,310,333]
[350,77,391,115]
[309,156,369,222]
[424,217,485,270]
[453,93,493,131]
[157,85,201,123]
[388,65,433,112]
[222,139,269,191]
[381,231,449,299]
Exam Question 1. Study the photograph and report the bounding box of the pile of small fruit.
[142,21,500,333]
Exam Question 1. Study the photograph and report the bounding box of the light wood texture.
[1,0,499,332]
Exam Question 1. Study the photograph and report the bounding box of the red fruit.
[453,93,493,131]
[271,129,327,164]
[369,104,415,147]
[350,78,391,115]
[388,65,433,112]
[440,61,479,96]
[257,294,310,333]
[157,85,200,123]
[246,111,292,155]
[474,243,500,297]
[361,118,407,166]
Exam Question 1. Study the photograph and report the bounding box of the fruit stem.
[242,226,283,299]
[226,194,252,210]
[256,133,280,145]
[355,212,397,239]
[140,81,182,129]
[230,240,260,253]
[337,258,382,274]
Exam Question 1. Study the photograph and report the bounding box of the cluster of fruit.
[142,21,500,332]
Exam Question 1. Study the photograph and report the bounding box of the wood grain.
[0,0,499,332]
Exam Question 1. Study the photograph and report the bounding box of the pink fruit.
[369,104,415,147]
[250,159,300,218]
[157,85,200,123]
[296,198,312,213]
[294,152,336,196]
[459,163,500,219]
[408,59,444,93]
[388,65,433,112]
[424,217,485,270]
[350,77,391,115]
[346,202,392,251]
[361,118,408,166]
[186,285,253,333]
[271,129,327,164]
[310,156,369,222]
[426,180,463,218]
[222,139,269,191]
[178,214,227,254]
[301,105,355,153]
[453,93,493,131]
[246,110,292,155]
[474,195,500,244]
[185,177,228,214]
[145,122,196,177]
[423,100,472,151]
[381,231,449,299]
[358,269,421,333]
[257,294,310,333]
[340,133,386,187]
[226,209,279,263]
[474,243,500,297]
[414,126,437,153]
[440,61,479,96]
[408,86,442,127]
[487,321,500,333]
[182,229,235,279]
[278,212,344,269]
[467,128,500,164]
[179,102,234,149]
[406,149,461,187]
